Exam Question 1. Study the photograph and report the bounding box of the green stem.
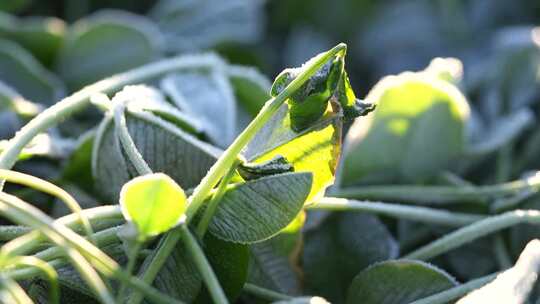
[310,197,483,227]
[0,276,33,303]
[9,256,59,304]
[0,169,96,244]
[491,189,534,213]
[0,53,222,172]
[243,283,292,301]
[403,209,540,260]
[132,43,348,303]
[117,241,143,303]
[195,162,238,239]
[409,273,498,304]
[0,192,181,304]
[185,43,347,220]
[113,104,153,175]
[493,235,513,269]
[332,172,540,204]
[180,226,228,304]
[1,205,122,258]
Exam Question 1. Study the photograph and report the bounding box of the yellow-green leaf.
[120,173,187,240]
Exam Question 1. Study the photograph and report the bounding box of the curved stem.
[180,226,228,304]
[0,192,181,304]
[404,209,540,260]
[310,197,483,227]
[0,169,96,244]
[0,53,222,172]
[333,172,540,204]
[113,104,152,175]
[9,256,59,304]
[1,205,121,258]
[409,273,498,304]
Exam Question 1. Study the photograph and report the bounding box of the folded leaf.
[244,105,342,204]
[92,108,219,202]
[161,69,237,147]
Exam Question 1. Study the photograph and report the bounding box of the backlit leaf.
[244,105,342,204]
[341,70,470,185]
[120,173,187,239]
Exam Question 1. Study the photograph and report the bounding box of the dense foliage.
[1,1,540,304]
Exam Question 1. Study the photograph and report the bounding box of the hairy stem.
[0,169,95,244]
[404,209,540,260]
[113,104,152,175]
[180,226,228,304]
[117,241,143,303]
[195,162,238,239]
[310,197,483,227]
[333,172,540,204]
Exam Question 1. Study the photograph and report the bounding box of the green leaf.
[244,105,342,204]
[62,131,95,193]
[227,64,271,116]
[341,70,470,185]
[248,212,306,295]
[248,243,302,295]
[0,38,65,104]
[161,69,237,148]
[0,12,66,66]
[92,102,219,202]
[136,232,249,304]
[303,212,398,303]
[149,0,264,52]
[346,260,458,304]
[120,173,187,240]
[208,172,312,243]
[56,10,163,90]
[139,239,202,303]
